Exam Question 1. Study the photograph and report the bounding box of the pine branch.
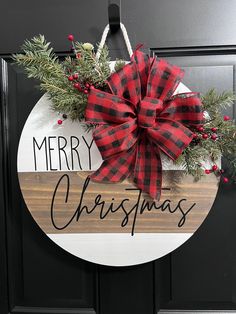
[177,89,236,182]
[82,122,99,133]
[72,42,111,88]
[114,59,126,72]
[13,35,64,81]
[13,35,112,120]
[201,88,236,119]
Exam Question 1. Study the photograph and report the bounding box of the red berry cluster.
[192,115,231,143]
[66,34,94,94]
[204,165,229,183]
[193,126,218,141]
[57,113,68,125]
[67,74,94,94]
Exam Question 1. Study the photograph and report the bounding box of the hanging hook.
[108,1,121,33]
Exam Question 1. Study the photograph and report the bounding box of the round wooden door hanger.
[17,86,219,266]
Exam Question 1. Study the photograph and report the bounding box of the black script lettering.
[100,197,130,220]
[50,175,196,235]
[140,197,195,228]
[140,198,172,214]
[177,199,196,227]
[50,173,75,229]
[121,188,142,236]
[75,179,103,220]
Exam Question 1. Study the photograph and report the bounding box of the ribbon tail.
[133,135,162,200]
[90,146,136,183]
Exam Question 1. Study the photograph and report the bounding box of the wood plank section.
[18,171,219,234]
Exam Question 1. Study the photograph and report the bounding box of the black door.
[1,1,236,313]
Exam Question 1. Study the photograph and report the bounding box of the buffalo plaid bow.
[85,49,204,200]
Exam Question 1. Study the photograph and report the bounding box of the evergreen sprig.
[12,35,112,120]
[176,89,236,183]
[201,89,235,117]
[12,35,66,81]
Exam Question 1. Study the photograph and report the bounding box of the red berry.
[223,177,229,183]
[84,89,89,94]
[193,133,198,139]
[73,73,78,80]
[67,34,74,41]
[85,83,90,89]
[76,53,81,59]
[68,75,74,81]
[224,115,230,121]
[211,127,217,132]
[73,82,81,89]
[212,165,218,171]
[57,119,63,125]
[198,126,204,132]
[90,85,95,90]
[211,134,217,140]
[205,169,211,174]
[202,133,208,139]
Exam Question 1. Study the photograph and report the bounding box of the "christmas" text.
[50,174,196,235]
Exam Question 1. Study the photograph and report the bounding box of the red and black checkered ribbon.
[85,49,204,200]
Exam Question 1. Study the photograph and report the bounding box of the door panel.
[0,57,9,314]
[152,47,236,310]
[2,0,236,53]
[99,264,155,314]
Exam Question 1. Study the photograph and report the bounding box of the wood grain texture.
[18,171,219,234]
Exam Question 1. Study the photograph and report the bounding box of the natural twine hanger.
[96,23,133,60]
